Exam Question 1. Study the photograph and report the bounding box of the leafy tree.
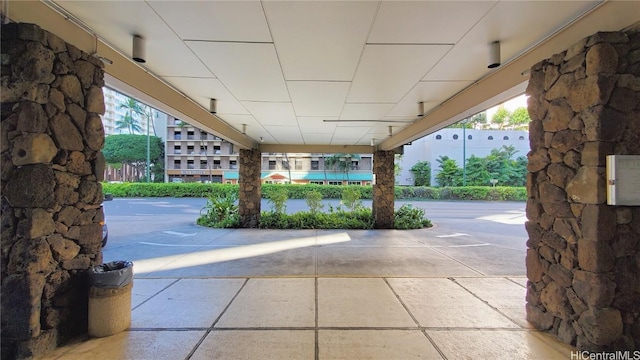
[464,155,491,186]
[435,156,462,187]
[116,97,144,134]
[410,161,431,186]
[325,153,360,181]
[491,106,510,130]
[103,134,164,181]
[509,107,531,130]
[394,154,403,181]
[449,112,488,129]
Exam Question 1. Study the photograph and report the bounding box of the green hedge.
[102,182,526,201]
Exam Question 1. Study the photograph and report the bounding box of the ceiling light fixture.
[260,137,264,143]
[418,102,424,117]
[209,98,217,114]
[370,138,376,147]
[132,35,146,63]
[241,124,247,134]
[388,126,393,137]
[488,41,500,69]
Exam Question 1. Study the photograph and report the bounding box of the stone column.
[372,150,395,229]
[1,23,106,358]
[525,29,640,351]
[238,148,261,228]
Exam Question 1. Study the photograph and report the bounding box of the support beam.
[259,144,373,155]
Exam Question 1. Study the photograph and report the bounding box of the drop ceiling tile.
[242,102,296,126]
[187,42,289,102]
[217,114,262,138]
[368,1,496,44]
[346,45,452,103]
[302,133,334,145]
[297,117,337,134]
[263,1,378,81]
[147,1,271,42]
[264,126,304,144]
[422,1,599,81]
[386,81,473,117]
[161,77,249,115]
[340,104,395,121]
[287,82,350,117]
[331,127,374,138]
[55,1,212,78]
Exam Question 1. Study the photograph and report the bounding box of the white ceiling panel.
[161,77,249,115]
[264,126,304,144]
[347,45,452,103]
[55,1,212,78]
[187,42,289,102]
[217,114,262,139]
[242,102,297,126]
[368,1,496,44]
[288,82,350,117]
[302,133,334,145]
[387,81,473,117]
[264,1,378,81]
[298,117,337,134]
[148,1,271,42]
[422,1,599,81]
[340,104,395,121]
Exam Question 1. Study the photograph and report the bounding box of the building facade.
[397,128,530,186]
[165,115,374,184]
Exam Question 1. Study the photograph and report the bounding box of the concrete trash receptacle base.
[88,281,133,337]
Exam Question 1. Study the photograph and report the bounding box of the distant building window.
[213,160,221,169]
[519,136,525,140]
[200,160,208,169]
[174,131,182,140]
[173,159,181,169]
[187,131,195,140]
[488,136,494,140]
[310,181,324,185]
[268,160,276,170]
[174,145,181,154]
[351,161,359,170]
[328,181,341,185]
[503,136,509,140]
[435,135,442,140]
[295,159,303,170]
[348,181,361,186]
[187,160,194,169]
[200,131,208,140]
[467,135,473,140]
[187,146,195,154]
[230,160,237,169]
[453,134,459,140]
[311,160,319,170]
[214,146,221,154]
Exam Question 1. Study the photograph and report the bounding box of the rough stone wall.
[525,30,640,351]
[372,150,395,229]
[238,148,261,228]
[1,23,106,358]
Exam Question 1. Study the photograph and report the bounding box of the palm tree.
[117,97,144,134]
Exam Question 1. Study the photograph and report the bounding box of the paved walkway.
[40,229,575,360]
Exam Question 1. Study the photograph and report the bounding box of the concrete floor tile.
[132,278,244,328]
[427,330,572,360]
[454,277,531,328]
[216,278,315,328]
[191,330,315,360]
[387,278,518,328]
[319,330,443,360]
[317,229,425,247]
[508,277,528,287]
[318,278,415,327]
[317,247,480,277]
[45,330,203,360]
[130,278,177,308]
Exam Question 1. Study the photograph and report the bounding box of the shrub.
[266,187,288,214]
[341,187,363,211]
[305,190,324,214]
[394,204,432,230]
[196,193,239,228]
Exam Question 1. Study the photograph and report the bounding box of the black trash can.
[87,261,134,337]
